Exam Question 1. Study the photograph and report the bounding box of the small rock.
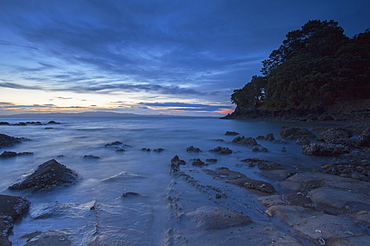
[357,127,370,147]
[83,155,100,159]
[186,146,201,152]
[209,146,232,154]
[192,158,207,166]
[170,155,186,174]
[225,131,239,136]
[231,136,259,146]
[280,127,316,140]
[153,148,164,152]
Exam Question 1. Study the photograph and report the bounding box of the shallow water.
[0,117,338,245]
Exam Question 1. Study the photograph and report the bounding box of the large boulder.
[280,127,316,140]
[357,127,370,147]
[302,143,350,156]
[8,159,78,191]
[0,133,22,147]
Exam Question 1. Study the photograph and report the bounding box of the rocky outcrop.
[280,127,316,140]
[0,194,30,245]
[170,155,186,174]
[301,143,350,156]
[316,127,353,143]
[209,146,232,154]
[357,127,370,147]
[256,133,275,141]
[8,159,79,191]
[231,136,259,146]
[186,146,201,152]
[192,158,206,166]
[0,151,33,158]
[225,131,239,136]
[0,133,22,147]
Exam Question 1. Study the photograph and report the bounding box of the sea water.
[0,117,337,245]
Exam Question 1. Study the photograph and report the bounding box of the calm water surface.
[0,117,337,245]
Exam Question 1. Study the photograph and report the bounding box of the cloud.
[140,102,232,112]
[0,82,42,90]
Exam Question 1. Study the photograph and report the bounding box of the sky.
[0,0,369,116]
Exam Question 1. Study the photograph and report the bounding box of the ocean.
[0,116,337,245]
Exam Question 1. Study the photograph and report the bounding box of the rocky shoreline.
[1,120,370,245]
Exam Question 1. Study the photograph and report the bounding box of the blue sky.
[0,0,369,116]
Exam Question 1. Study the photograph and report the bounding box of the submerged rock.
[187,206,251,230]
[192,158,207,166]
[186,146,201,152]
[0,133,22,148]
[256,133,275,141]
[231,136,259,146]
[8,159,79,191]
[302,143,350,156]
[209,146,232,154]
[0,151,33,158]
[83,155,100,159]
[170,155,186,174]
[280,127,316,140]
[105,141,123,147]
[225,131,239,136]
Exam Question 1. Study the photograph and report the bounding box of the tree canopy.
[231,20,370,112]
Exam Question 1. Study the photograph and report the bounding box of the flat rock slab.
[258,193,315,208]
[309,187,370,211]
[269,205,366,245]
[22,230,73,246]
[204,167,276,193]
[8,159,78,191]
[186,206,251,230]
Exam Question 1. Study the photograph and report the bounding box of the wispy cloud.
[140,102,232,112]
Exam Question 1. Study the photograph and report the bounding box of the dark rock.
[252,147,260,152]
[141,148,151,151]
[302,143,350,156]
[121,192,140,197]
[281,147,287,152]
[231,136,259,146]
[0,151,33,158]
[296,138,311,145]
[317,127,353,144]
[209,146,232,154]
[153,148,164,152]
[186,146,201,152]
[225,131,239,136]
[206,158,217,163]
[192,158,206,166]
[280,127,316,140]
[115,148,125,152]
[47,121,60,124]
[105,141,123,147]
[256,133,275,141]
[0,194,30,244]
[0,151,17,158]
[170,155,186,174]
[0,133,22,148]
[244,179,276,193]
[186,206,251,230]
[8,159,78,191]
[257,162,281,170]
[45,127,53,129]
[204,167,276,193]
[0,122,10,125]
[83,155,100,159]
[357,127,370,147]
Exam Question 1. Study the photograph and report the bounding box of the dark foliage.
[232,20,370,111]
